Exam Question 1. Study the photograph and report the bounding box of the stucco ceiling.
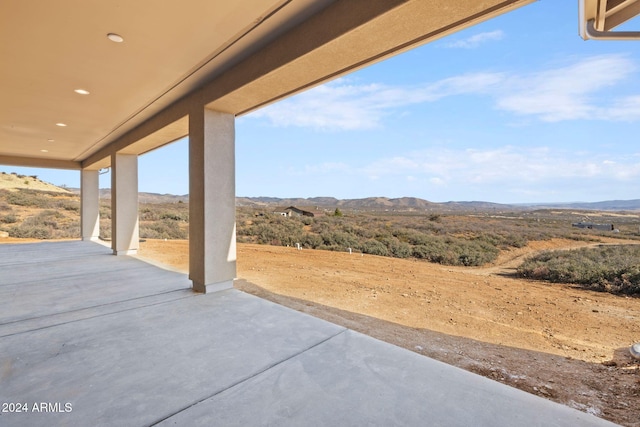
[0,0,536,170]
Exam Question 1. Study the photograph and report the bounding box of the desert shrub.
[42,210,64,219]
[236,207,640,266]
[140,220,187,239]
[412,244,435,260]
[249,222,288,245]
[501,233,528,248]
[455,239,499,266]
[321,231,358,248]
[160,211,188,221]
[56,199,80,212]
[14,209,78,239]
[235,209,512,265]
[1,214,17,224]
[99,205,111,219]
[4,190,51,207]
[302,233,322,249]
[379,237,412,258]
[310,220,331,235]
[241,215,309,247]
[360,239,389,256]
[139,208,159,221]
[405,230,433,246]
[9,225,52,239]
[517,245,640,295]
[100,220,111,240]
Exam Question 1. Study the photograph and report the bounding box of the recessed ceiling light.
[56,123,67,127]
[47,139,55,142]
[74,89,90,95]
[107,33,124,43]
[40,149,49,153]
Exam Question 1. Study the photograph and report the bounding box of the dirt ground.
[132,237,640,426]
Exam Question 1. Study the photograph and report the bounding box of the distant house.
[572,222,614,231]
[274,206,322,218]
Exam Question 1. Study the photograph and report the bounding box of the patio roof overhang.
[0,0,536,171]
[580,0,640,40]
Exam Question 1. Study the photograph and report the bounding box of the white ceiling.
[0,0,538,170]
[0,0,336,166]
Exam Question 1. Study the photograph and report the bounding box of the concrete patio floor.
[0,241,619,426]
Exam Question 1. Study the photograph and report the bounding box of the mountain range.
[236,196,640,211]
[63,188,640,212]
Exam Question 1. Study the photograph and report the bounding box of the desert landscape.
[1,173,639,426]
[135,238,640,427]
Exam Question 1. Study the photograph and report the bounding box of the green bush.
[517,245,640,295]
[160,211,188,221]
[302,233,322,249]
[233,209,525,265]
[140,220,187,239]
[360,239,389,256]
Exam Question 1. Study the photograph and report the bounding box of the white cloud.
[356,146,640,186]
[250,74,503,131]
[604,95,640,121]
[249,54,640,130]
[495,55,637,122]
[298,162,350,174]
[444,30,505,49]
[278,146,640,202]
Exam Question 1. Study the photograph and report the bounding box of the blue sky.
[4,1,640,203]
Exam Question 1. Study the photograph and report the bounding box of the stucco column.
[111,153,139,255]
[80,169,100,241]
[189,107,236,293]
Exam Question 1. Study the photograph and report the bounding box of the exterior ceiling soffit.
[207,0,537,115]
[83,0,409,167]
[75,0,299,164]
[82,112,189,169]
[581,0,640,39]
[0,156,81,170]
[84,0,535,166]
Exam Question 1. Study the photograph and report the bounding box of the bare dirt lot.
[136,238,640,426]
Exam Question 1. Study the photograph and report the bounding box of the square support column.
[189,108,236,293]
[111,153,139,255]
[80,169,100,241]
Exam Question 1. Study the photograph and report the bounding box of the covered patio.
[0,241,618,426]
[2,0,639,425]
